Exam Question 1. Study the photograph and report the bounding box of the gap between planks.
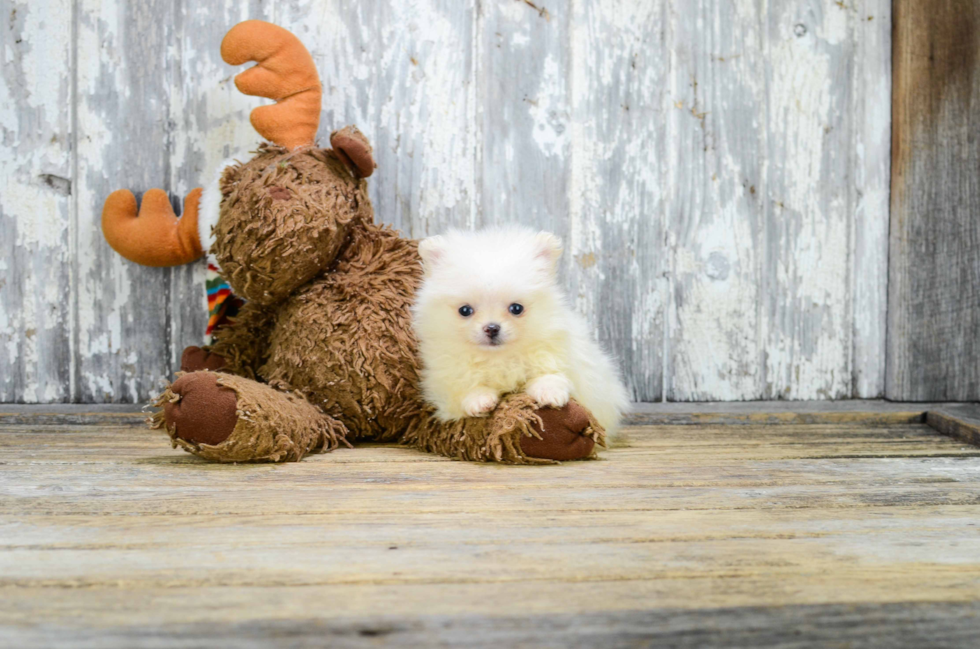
[2,401,979,448]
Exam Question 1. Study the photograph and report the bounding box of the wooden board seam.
[924,411,980,448]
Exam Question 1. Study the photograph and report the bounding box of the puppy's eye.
[508,303,524,316]
[458,305,474,317]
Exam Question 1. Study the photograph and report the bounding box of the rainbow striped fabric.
[205,262,242,342]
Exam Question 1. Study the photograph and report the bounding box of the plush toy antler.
[101,188,203,267]
[101,21,377,267]
[221,20,322,150]
[100,20,320,267]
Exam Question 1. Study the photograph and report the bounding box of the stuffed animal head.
[101,20,377,304]
[211,134,374,305]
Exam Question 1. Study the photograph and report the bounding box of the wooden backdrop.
[889,0,980,402]
[0,0,894,403]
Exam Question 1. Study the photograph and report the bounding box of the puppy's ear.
[533,232,563,275]
[418,235,447,275]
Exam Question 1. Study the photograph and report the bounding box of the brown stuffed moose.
[100,20,605,463]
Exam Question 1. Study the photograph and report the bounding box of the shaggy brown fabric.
[260,225,425,441]
[405,393,547,464]
[404,396,603,464]
[180,346,227,373]
[210,302,275,380]
[267,186,292,201]
[211,144,372,307]
[151,371,349,463]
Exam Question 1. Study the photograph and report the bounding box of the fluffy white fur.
[197,156,241,259]
[412,226,630,437]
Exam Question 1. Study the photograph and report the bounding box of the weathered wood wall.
[0,0,892,403]
[888,0,980,401]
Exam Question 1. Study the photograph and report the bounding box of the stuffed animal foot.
[162,371,238,446]
[407,393,604,464]
[180,346,227,373]
[523,400,597,461]
[151,371,349,462]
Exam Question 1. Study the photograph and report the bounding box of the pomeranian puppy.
[412,226,630,436]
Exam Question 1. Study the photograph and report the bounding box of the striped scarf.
[205,261,243,343]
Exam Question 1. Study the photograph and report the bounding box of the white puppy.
[412,226,630,436]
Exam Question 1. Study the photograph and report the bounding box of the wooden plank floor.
[2,409,980,647]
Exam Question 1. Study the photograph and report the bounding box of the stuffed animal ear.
[533,232,563,274]
[417,235,447,275]
[330,126,376,178]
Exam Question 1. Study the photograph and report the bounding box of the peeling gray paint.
[0,0,892,403]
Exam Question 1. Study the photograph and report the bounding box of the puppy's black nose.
[483,323,501,339]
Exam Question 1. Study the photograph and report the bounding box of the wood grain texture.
[568,0,667,402]
[850,0,891,398]
[0,0,74,402]
[888,0,980,401]
[479,0,569,236]
[2,416,980,646]
[73,0,176,402]
[666,0,891,401]
[0,0,893,403]
[0,399,959,427]
[276,0,479,238]
[4,602,977,649]
[762,1,855,401]
[665,0,767,401]
[926,403,980,448]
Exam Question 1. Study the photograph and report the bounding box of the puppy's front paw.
[526,374,571,408]
[462,390,500,417]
